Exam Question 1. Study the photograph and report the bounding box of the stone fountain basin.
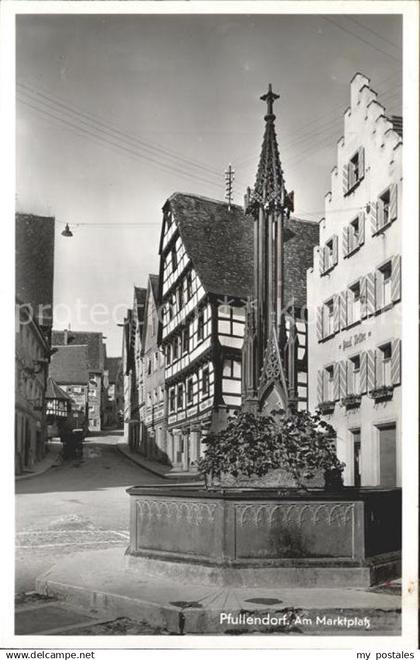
[126,485,401,587]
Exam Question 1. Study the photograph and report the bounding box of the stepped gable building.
[49,344,90,429]
[52,330,106,431]
[158,192,253,470]
[139,274,167,461]
[242,85,319,414]
[307,73,402,487]
[15,213,55,473]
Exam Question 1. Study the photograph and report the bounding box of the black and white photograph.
[2,0,418,653]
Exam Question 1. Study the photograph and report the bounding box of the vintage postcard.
[1,0,418,655]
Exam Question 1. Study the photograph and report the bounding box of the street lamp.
[61,223,73,238]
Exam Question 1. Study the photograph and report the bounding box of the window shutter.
[317,369,324,404]
[367,349,376,391]
[333,294,340,333]
[346,360,353,394]
[333,363,340,401]
[342,226,349,257]
[375,271,383,311]
[375,349,383,388]
[391,338,401,385]
[389,183,398,222]
[358,212,365,246]
[342,164,349,195]
[358,147,365,179]
[360,351,367,393]
[391,255,401,303]
[319,247,325,275]
[332,234,339,265]
[316,306,324,341]
[370,201,378,234]
[339,290,347,329]
[360,276,368,319]
[339,361,347,399]
[366,272,376,316]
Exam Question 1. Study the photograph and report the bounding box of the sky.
[16,13,402,356]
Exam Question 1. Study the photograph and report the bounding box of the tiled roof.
[166,193,317,305]
[51,331,104,372]
[167,193,254,300]
[45,376,73,401]
[15,214,55,327]
[49,345,89,384]
[134,287,147,324]
[149,274,159,304]
[105,357,121,383]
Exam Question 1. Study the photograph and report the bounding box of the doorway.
[378,423,397,487]
[351,428,361,487]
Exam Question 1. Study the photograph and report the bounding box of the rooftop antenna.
[224,163,235,210]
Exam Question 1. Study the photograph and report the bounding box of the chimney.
[244,186,251,212]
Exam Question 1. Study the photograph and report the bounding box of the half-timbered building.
[158,193,253,471]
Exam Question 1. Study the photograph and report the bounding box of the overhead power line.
[322,17,402,64]
[347,17,402,52]
[17,95,224,192]
[17,80,223,181]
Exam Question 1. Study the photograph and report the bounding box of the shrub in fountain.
[197,408,344,490]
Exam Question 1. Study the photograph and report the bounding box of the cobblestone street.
[15,432,162,594]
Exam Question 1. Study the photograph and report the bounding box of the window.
[373,184,398,234]
[324,299,334,336]
[202,367,210,395]
[177,383,184,409]
[153,389,158,404]
[171,247,178,271]
[165,344,171,365]
[348,281,361,324]
[159,387,164,402]
[147,358,152,375]
[378,261,392,308]
[154,352,159,371]
[379,343,392,387]
[147,393,152,407]
[324,365,334,401]
[182,324,189,353]
[325,239,334,270]
[169,388,176,412]
[172,337,179,361]
[379,188,390,226]
[177,286,184,310]
[349,151,360,187]
[167,300,173,321]
[350,355,361,394]
[223,359,241,378]
[187,378,194,404]
[197,310,204,341]
[186,272,193,299]
[320,235,338,274]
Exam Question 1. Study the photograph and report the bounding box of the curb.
[116,443,202,483]
[115,443,170,479]
[15,449,63,482]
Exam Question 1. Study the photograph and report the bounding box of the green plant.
[197,409,344,489]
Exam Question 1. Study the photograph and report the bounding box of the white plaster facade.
[307,73,402,487]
